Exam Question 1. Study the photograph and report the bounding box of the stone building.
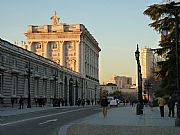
[140,48,154,80]
[21,12,101,103]
[22,12,100,82]
[0,37,99,107]
[100,83,120,95]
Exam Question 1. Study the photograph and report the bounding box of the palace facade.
[0,13,100,106]
[22,12,101,83]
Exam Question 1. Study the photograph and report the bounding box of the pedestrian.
[19,96,24,109]
[81,99,85,107]
[158,96,166,117]
[11,97,14,108]
[167,96,175,117]
[101,96,109,118]
[34,98,38,107]
[91,99,94,105]
[65,98,67,106]
[77,98,81,106]
[61,98,65,106]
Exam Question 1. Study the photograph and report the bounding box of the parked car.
[110,99,118,107]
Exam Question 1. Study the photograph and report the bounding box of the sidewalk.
[58,105,180,135]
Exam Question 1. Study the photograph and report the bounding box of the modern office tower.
[139,47,154,100]
[140,48,154,80]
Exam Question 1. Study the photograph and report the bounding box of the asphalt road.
[0,106,100,135]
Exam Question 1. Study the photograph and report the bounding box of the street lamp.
[135,44,143,115]
[161,2,180,126]
[25,61,33,108]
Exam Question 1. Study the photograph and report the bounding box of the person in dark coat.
[167,96,175,117]
[101,96,109,117]
[11,97,15,108]
[81,99,85,107]
[19,96,24,109]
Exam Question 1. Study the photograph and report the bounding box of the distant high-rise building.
[139,47,154,95]
[140,48,154,79]
[114,76,132,89]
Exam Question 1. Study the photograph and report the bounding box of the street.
[0,106,99,135]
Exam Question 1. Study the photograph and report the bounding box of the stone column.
[27,42,32,51]
[75,40,80,73]
[80,41,85,75]
[43,41,48,58]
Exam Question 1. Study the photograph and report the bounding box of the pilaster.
[75,40,80,73]
[27,42,32,51]
[43,41,48,58]
[60,41,64,66]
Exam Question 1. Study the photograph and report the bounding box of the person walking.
[158,96,166,117]
[19,96,24,109]
[167,96,175,117]
[81,99,85,107]
[101,96,109,118]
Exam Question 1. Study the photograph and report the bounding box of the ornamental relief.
[64,41,76,57]
[65,58,76,71]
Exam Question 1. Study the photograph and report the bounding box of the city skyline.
[0,0,162,83]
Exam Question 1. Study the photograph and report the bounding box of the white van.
[107,96,118,107]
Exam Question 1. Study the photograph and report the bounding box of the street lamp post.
[135,44,143,115]
[25,61,33,108]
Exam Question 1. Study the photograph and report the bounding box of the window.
[44,68,47,75]
[52,43,57,49]
[36,44,41,49]
[12,76,17,96]
[66,42,74,50]
[34,65,38,72]
[0,73,3,95]
[12,59,17,68]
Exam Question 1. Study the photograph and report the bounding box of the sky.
[0,0,164,83]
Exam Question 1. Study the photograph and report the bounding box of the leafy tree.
[109,91,122,98]
[143,2,180,97]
